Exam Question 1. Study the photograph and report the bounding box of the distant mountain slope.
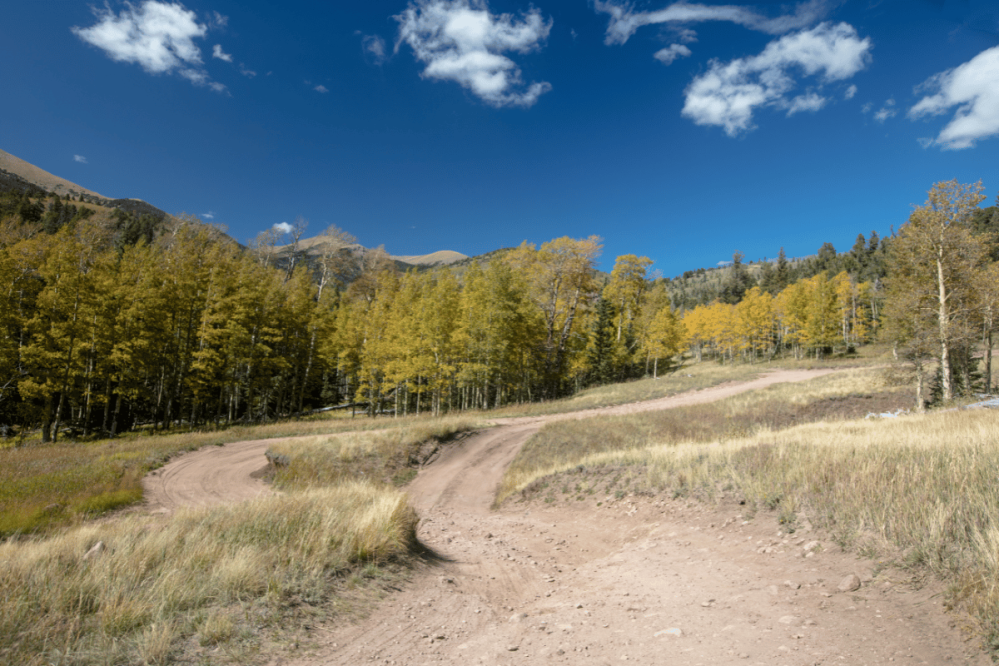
[391,250,468,266]
[0,149,105,199]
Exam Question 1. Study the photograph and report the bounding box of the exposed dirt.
[143,369,987,664]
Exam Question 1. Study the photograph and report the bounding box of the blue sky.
[2,0,998,276]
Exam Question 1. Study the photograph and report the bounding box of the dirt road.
[144,370,987,664]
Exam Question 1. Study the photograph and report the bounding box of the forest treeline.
[0,180,997,441]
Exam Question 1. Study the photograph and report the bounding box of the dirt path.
[143,369,834,515]
[143,369,987,664]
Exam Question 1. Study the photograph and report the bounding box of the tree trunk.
[986,326,993,394]
[915,361,926,413]
[936,255,952,401]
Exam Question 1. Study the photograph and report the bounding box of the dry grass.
[0,412,464,536]
[0,483,416,666]
[501,367,999,649]
[499,367,907,502]
[268,417,485,490]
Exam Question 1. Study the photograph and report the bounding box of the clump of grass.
[0,482,416,666]
[267,416,483,491]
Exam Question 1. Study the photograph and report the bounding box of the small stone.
[784,580,800,589]
[654,628,683,638]
[838,574,862,592]
[778,615,798,625]
[802,540,820,552]
[507,646,519,652]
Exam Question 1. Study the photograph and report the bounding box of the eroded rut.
[144,371,987,665]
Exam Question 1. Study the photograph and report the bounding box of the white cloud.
[73,154,88,164]
[594,0,832,46]
[861,101,873,114]
[395,0,553,108]
[212,44,232,62]
[787,92,827,115]
[273,222,294,234]
[844,83,857,99]
[682,22,871,135]
[362,34,388,64]
[908,45,999,150]
[202,211,215,220]
[239,64,256,77]
[72,1,226,92]
[211,11,228,28]
[314,84,329,93]
[654,43,692,65]
[873,98,895,123]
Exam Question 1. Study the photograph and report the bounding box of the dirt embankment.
[144,369,986,665]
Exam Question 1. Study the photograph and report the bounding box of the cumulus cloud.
[273,222,294,234]
[908,45,999,150]
[72,1,226,92]
[844,83,857,99]
[594,0,832,46]
[873,98,895,123]
[654,43,691,65]
[314,84,329,93]
[682,22,871,135]
[212,44,232,62]
[362,34,388,64]
[73,155,88,164]
[202,211,215,220]
[395,0,552,108]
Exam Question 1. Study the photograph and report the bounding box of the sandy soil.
[143,369,987,664]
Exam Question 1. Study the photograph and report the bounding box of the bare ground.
[143,370,987,664]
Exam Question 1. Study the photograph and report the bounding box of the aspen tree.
[886,180,986,402]
[643,306,684,378]
[507,236,601,395]
[604,254,652,342]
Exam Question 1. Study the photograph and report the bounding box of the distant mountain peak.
[0,148,105,199]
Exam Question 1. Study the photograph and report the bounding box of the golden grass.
[500,367,999,647]
[499,367,906,502]
[0,482,416,666]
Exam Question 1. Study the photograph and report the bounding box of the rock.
[778,615,798,625]
[654,628,683,638]
[784,580,800,589]
[507,645,519,652]
[83,541,105,561]
[802,540,820,552]
[838,574,862,592]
